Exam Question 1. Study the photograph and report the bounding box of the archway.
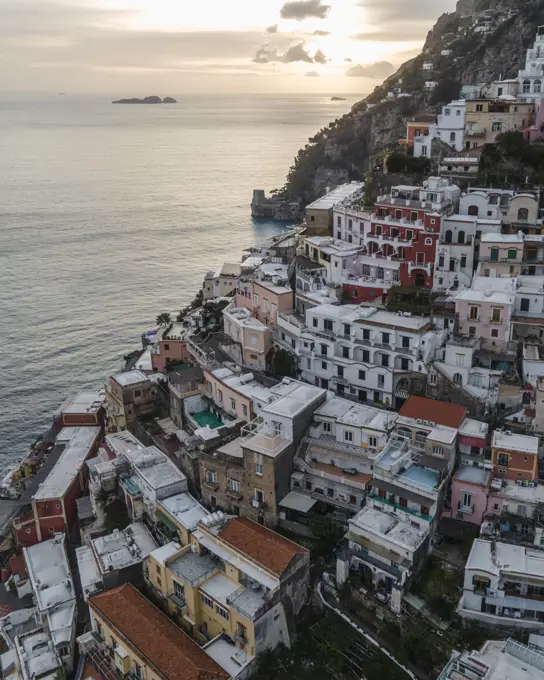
[414,272,426,287]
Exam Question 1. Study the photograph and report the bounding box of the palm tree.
[156,312,171,327]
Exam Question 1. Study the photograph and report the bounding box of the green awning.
[157,510,179,535]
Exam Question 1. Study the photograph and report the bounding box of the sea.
[0,92,358,472]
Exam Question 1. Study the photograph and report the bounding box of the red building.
[14,426,101,547]
[53,391,105,429]
[366,179,459,289]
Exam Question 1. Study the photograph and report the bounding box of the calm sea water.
[0,93,357,470]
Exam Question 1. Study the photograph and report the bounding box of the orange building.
[491,429,539,482]
[404,116,435,146]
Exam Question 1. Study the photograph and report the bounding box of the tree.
[156,312,171,327]
[430,78,461,106]
[267,348,298,378]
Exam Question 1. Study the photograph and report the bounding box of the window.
[491,308,501,323]
[438,255,445,268]
[323,319,333,331]
[406,229,414,240]
[381,354,389,368]
[453,373,463,385]
[518,208,529,222]
[358,389,367,403]
[401,336,410,349]
[359,369,366,381]
[201,593,214,609]
[215,603,230,620]
[507,249,518,260]
[306,358,311,369]
[456,108,461,116]
[305,481,312,491]
[369,436,377,448]
[432,445,443,455]
[207,470,217,483]
[133,389,142,398]
[400,358,409,371]
[535,79,542,94]
[491,122,502,132]
[229,479,241,493]
[327,488,334,498]
[230,398,236,411]
[323,422,331,433]
[343,323,351,337]
[469,326,476,337]
[491,329,499,338]
[472,373,483,387]
[174,581,185,601]
[344,431,353,442]
[429,372,437,386]
[362,329,370,340]
[468,205,479,216]
[320,343,328,357]
[378,375,385,387]
[349,495,357,505]
[425,238,432,245]
[376,267,384,280]
[382,332,390,345]
[498,453,509,467]
[520,298,530,312]
[362,350,370,362]
[321,361,328,370]
[242,404,248,417]
[461,255,467,268]
[217,389,223,403]
[476,104,484,112]
[312,318,318,328]
[253,294,259,307]
[445,108,451,116]
[337,215,341,227]
[483,268,490,277]
[337,366,344,378]
[462,492,472,509]
[255,488,264,503]
[342,346,350,359]
[450,131,456,143]
[469,305,479,320]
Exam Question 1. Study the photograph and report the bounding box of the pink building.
[524,98,544,142]
[454,277,515,353]
[236,273,293,327]
[447,467,492,525]
[151,323,191,373]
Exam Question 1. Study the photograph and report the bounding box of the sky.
[0,0,457,94]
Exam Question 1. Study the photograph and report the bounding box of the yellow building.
[146,514,310,676]
[80,583,230,680]
[464,99,533,148]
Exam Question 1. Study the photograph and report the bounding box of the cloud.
[253,41,328,65]
[280,0,331,21]
[266,24,278,33]
[313,49,328,64]
[306,71,320,77]
[345,61,395,78]
[313,30,331,36]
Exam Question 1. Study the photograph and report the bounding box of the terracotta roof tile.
[399,396,466,429]
[217,518,308,577]
[89,584,229,680]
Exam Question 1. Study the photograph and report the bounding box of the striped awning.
[395,389,409,400]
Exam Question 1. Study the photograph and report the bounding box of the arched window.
[453,373,463,385]
[445,230,453,243]
[468,205,479,216]
[458,230,465,244]
[376,267,384,280]
[518,207,529,221]
[535,79,542,94]
[523,79,531,94]
[450,131,456,143]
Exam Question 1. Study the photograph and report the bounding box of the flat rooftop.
[75,545,102,597]
[105,431,145,458]
[351,505,428,550]
[454,467,491,486]
[112,369,149,387]
[459,418,489,439]
[200,573,239,608]
[58,390,103,416]
[204,636,254,680]
[23,535,75,614]
[91,523,157,574]
[126,445,187,491]
[159,493,209,531]
[305,182,364,211]
[338,404,396,432]
[263,382,324,419]
[492,429,539,455]
[467,539,544,578]
[33,426,100,500]
[168,550,218,586]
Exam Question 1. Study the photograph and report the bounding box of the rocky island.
[112,96,177,104]
[331,96,346,101]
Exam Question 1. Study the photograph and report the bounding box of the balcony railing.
[203,479,219,491]
[370,493,432,521]
[479,255,520,263]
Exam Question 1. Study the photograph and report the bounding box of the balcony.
[226,488,243,501]
[367,230,415,245]
[408,261,432,276]
[465,125,486,137]
[522,255,544,264]
[203,479,219,491]
[251,497,266,509]
[479,255,520,263]
[369,493,432,522]
[458,504,474,515]
[168,593,187,609]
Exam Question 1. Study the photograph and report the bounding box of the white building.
[519,26,544,101]
[222,304,272,372]
[285,303,446,407]
[440,638,544,680]
[414,100,466,159]
[23,535,77,673]
[459,539,544,629]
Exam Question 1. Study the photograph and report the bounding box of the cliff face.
[280,0,544,204]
